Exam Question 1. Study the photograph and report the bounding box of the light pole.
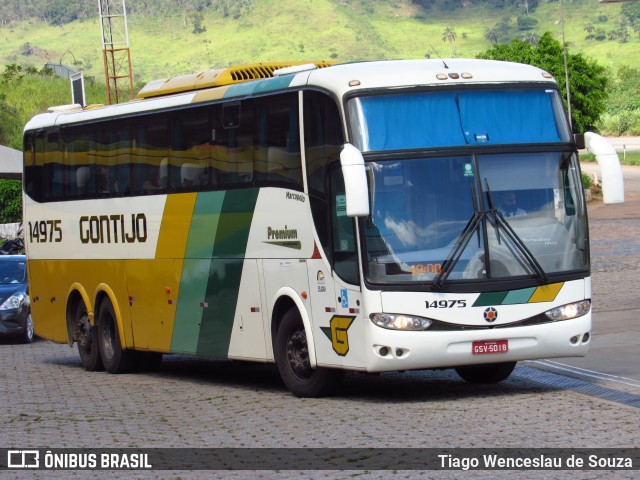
[559,0,572,129]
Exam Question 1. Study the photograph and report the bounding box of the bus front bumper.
[364,314,591,372]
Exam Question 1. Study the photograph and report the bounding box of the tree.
[605,66,640,113]
[516,16,538,31]
[442,27,457,56]
[191,12,206,34]
[0,180,22,224]
[485,28,500,44]
[621,2,640,24]
[477,32,608,133]
[519,32,540,45]
[442,27,457,45]
[584,22,594,40]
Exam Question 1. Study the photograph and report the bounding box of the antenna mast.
[98,0,134,104]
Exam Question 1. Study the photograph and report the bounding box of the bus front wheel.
[97,298,136,374]
[455,361,517,384]
[275,308,342,398]
[75,301,103,371]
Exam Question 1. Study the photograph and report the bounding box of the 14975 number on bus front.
[425,300,467,309]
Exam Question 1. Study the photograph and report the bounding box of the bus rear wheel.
[75,301,103,371]
[455,361,517,384]
[97,298,136,374]
[275,308,342,398]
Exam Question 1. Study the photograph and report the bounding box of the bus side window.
[170,106,211,191]
[132,113,169,195]
[43,130,64,202]
[25,131,43,202]
[61,125,96,199]
[254,93,302,188]
[330,167,359,285]
[214,101,254,187]
[95,120,132,196]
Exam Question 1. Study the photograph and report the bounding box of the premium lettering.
[267,225,298,240]
[79,213,147,244]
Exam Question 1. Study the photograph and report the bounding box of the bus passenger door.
[306,258,342,369]
[323,168,366,369]
[227,259,268,361]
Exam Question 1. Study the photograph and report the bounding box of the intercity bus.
[23,59,591,397]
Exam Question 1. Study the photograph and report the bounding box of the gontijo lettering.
[79,214,147,244]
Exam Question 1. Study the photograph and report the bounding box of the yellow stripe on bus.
[528,282,564,303]
[156,193,197,259]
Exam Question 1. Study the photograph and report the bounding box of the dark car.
[0,255,33,343]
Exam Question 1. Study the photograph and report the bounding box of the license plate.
[472,339,509,355]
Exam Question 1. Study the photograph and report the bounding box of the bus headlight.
[370,313,432,331]
[544,300,591,321]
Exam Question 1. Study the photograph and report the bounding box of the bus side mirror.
[340,144,370,217]
[574,133,585,150]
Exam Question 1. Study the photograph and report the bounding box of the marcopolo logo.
[483,307,498,323]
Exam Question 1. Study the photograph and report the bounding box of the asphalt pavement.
[603,136,640,153]
[539,161,640,385]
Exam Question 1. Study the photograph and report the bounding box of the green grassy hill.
[1,0,636,94]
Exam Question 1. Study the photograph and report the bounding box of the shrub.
[0,180,22,223]
[597,110,640,136]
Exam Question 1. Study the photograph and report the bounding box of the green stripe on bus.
[185,191,226,259]
[211,189,260,257]
[502,287,536,305]
[473,291,508,307]
[196,259,245,356]
[196,189,259,356]
[473,283,564,307]
[171,191,226,353]
[171,259,213,353]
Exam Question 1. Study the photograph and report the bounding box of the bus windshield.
[348,88,571,152]
[363,152,589,285]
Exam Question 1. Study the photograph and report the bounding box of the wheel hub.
[286,329,312,379]
[76,314,92,351]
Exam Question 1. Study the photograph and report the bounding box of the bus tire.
[75,301,103,371]
[275,308,343,398]
[97,298,136,374]
[455,361,517,384]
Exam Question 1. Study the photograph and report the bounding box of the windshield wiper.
[484,179,548,284]
[433,182,482,289]
[433,178,549,289]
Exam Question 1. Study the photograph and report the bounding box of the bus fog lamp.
[370,313,432,331]
[544,300,591,321]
